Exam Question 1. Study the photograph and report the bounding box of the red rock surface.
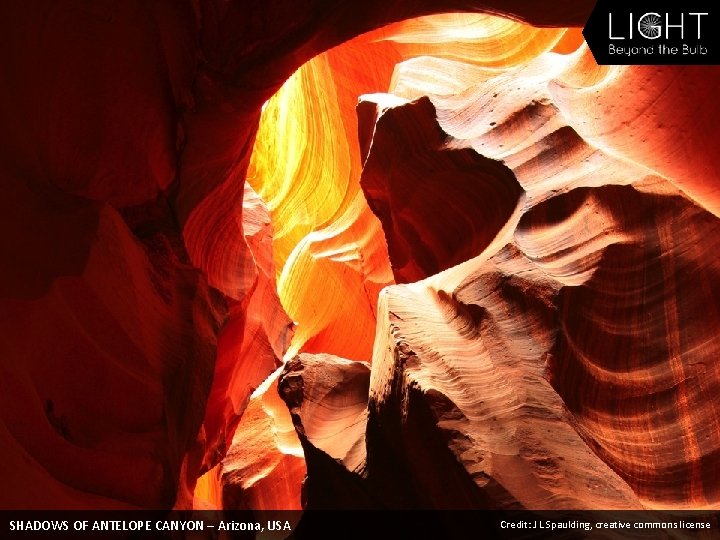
[3,0,720,521]
[0,188,222,508]
[359,94,521,283]
[315,43,720,511]
[214,369,305,512]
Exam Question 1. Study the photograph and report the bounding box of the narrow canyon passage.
[2,1,720,523]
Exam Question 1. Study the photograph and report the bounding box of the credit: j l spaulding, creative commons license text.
[500,519,713,532]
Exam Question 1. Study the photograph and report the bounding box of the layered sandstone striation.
[358,94,522,283]
[3,0,720,521]
[278,354,371,509]
[280,40,720,513]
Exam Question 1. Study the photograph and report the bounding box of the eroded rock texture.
[359,94,522,283]
[215,369,305,512]
[3,0,720,525]
[282,42,720,513]
[279,354,372,509]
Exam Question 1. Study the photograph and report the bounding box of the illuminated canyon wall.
[2,0,720,519]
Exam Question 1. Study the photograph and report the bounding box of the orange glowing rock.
[216,369,305,512]
[285,39,720,511]
[277,191,393,361]
[550,64,720,219]
[378,14,571,68]
[191,183,293,483]
[247,16,577,361]
[7,0,720,517]
[193,368,305,520]
[247,32,400,361]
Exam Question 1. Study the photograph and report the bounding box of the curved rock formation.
[248,14,580,361]
[248,35,398,362]
[0,190,221,509]
[528,186,720,508]
[359,178,720,510]
[216,369,305,512]
[192,183,293,484]
[367,278,643,509]
[550,65,720,220]
[359,94,522,283]
[288,40,720,512]
[279,354,371,509]
[3,0,720,523]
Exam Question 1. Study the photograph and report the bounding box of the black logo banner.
[583,1,720,64]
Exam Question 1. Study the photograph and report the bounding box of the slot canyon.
[2,0,720,533]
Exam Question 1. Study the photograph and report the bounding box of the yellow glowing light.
[247,14,579,361]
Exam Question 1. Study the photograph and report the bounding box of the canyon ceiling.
[2,0,720,521]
